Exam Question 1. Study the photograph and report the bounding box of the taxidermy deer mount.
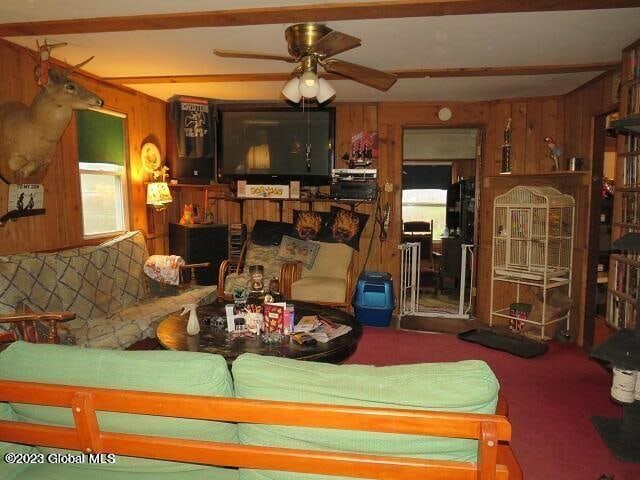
[0,41,104,184]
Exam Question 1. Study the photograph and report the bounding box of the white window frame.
[78,108,129,240]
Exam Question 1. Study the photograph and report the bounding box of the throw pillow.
[276,235,320,269]
[292,210,330,241]
[320,206,370,251]
[250,220,293,246]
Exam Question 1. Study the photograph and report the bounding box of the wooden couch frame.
[0,380,521,479]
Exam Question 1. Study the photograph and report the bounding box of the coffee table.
[156,300,362,364]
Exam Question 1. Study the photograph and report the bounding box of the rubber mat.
[458,329,548,358]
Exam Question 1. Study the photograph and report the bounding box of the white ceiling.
[2,2,640,102]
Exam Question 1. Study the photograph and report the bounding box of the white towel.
[144,255,185,285]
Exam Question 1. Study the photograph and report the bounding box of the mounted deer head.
[0,55,103,184]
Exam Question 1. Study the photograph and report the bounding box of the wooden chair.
[0,310,75,346]
[402,220,441,293]
[280,252,356,309]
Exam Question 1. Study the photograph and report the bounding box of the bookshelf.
[607,38,640,330]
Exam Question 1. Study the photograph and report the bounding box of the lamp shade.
[146,182,172,209]
[316,78,336,103]
[282,77,302,103]
[298,70,320,98]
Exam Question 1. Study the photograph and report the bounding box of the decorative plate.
[141,142,161,173]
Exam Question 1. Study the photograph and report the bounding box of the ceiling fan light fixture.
[316,78,336,103]
[282,77,302,103]
[298,70,320,98]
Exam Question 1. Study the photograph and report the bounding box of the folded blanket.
[144,255,185,286]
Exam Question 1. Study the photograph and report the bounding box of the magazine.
[295,315,351,343]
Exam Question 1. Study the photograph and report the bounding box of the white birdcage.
[490,186,575,339]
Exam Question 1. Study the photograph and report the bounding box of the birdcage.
[490,186,575,339]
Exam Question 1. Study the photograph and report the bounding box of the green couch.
[0,342,501,480]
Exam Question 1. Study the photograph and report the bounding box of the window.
[402,188,448,240]
[76,109,128,238]
[402,163,452,240]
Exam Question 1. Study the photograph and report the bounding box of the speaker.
[169,223,228,285]
[166,96,217,184]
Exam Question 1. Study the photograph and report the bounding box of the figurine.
[544,136,562,171]
[179,204,195,225]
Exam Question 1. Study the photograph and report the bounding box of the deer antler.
[65,56,94,76]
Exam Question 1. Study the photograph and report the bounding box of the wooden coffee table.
[156,301,362,364]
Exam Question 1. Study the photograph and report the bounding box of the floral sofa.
[0,232,217,349]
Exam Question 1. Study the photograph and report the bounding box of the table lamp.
[591,232,640,462]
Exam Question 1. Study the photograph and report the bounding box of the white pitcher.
[181,304,200,336]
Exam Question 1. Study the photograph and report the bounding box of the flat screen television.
[216,104,335,185]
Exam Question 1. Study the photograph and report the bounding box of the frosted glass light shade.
[316,78,336,103]
[282,77,302,103]
[298,71,319,98]
[146,182,172,210]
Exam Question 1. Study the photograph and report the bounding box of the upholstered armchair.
[280,241,355,309]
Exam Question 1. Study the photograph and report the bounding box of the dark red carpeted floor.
[345,327,640,480]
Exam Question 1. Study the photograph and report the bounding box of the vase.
[182,304,200,335]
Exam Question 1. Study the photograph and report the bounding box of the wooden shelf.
[613,222,640,229]
[611,254,640,268]
[617,150,640,157]
[483,171,590,188]
[609,288,639,306]
[617,186,640,192]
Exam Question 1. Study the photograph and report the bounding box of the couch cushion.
[0,402,36,479]
[0,253,62,315]
[250,220,293,246]
[224,243,281,295]
[61,285,217,349]
[290,277,346,304]
[0,342,238,475]
[233,353,499,480]
[300,242,352,280]
[13,464,239,480]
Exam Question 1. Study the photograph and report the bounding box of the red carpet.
[345,327,640,480]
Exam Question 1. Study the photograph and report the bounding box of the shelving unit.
[167,183,375,224]
[607,39,640,330]
[489,186,575,340]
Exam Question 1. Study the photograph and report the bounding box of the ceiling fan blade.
[312,31,361,59]
[213,49,295,63]
[323,59,397,91]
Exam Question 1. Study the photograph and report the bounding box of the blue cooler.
[353,271,394,327]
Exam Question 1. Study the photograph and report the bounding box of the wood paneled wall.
[562,69,620,345]
[0,39,166,255]
[0,35,612,344]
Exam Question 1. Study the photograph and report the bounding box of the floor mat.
[458,329,548,358]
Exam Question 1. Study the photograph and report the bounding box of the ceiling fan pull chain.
[305,98,312,172]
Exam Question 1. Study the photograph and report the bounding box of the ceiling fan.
[213,23,397,101]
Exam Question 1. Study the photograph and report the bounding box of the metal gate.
[398,242,474,320]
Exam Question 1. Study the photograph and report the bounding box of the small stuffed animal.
[179,204,195,225]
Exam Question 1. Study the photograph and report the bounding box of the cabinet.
[607,39,640,330]
[169,223,228,286]
[446,178,475,244]
[489,186,575,339]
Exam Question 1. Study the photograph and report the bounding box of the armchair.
[280,241,355,309]
[0,310,75,346]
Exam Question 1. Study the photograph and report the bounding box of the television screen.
[217,106,334,185]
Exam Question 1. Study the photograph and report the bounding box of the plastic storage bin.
[353,271,394,327]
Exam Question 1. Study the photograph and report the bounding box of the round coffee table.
[156,301,362,364]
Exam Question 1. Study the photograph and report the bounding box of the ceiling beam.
[104,61,620,84]
[1,1,639,36]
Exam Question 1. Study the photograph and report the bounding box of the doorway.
[401,127,481,318]
[585,110,618,349]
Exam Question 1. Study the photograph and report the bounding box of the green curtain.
[77,110,125,166]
